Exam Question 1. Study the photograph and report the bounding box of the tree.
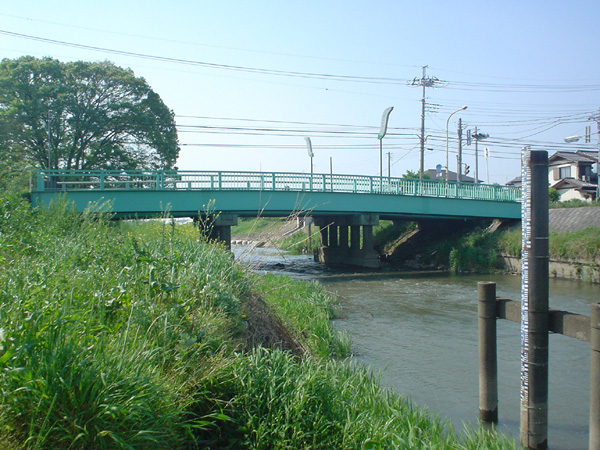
[0,56,179,171]
[402,169,431,179]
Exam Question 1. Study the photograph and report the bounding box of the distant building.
[506,176,522,187]
[424,168,481,183]
[548,150,598,202]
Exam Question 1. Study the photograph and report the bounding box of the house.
[506,176,521,187]
[548,150,598,202]
[424,168,480,183]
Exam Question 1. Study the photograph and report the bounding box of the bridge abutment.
[314,214,380,268]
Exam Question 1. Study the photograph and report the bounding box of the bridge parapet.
[33,170,521,203]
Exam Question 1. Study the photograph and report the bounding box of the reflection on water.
[235,245,598,450]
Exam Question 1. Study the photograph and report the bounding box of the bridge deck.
[31,170,522,220]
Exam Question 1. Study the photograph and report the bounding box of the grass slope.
[0,195,514,449]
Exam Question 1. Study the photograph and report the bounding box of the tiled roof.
[549,151,597,164]
[551,178,597,190]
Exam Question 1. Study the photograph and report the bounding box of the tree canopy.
[0,56,179,171]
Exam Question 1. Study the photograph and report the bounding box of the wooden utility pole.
[408,66,443,179]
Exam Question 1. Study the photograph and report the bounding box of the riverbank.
[0,195,515,449]
[500,253,600,283]
[374,218,600,282]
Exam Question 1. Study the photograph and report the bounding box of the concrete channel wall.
[500,254,600,284]
[499,207,600,283]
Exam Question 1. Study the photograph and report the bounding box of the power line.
[0,29,408,85]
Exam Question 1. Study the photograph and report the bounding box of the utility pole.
[46,111,53,170]
[591,108,600,201]
[457,118,463,183]
[408,66,444,179]
[474,126,479,184]
[485,147,490,184]
[387,152,391,178]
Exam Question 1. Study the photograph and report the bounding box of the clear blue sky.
[1,1,599,183]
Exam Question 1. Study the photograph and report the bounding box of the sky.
[1,0,599,184]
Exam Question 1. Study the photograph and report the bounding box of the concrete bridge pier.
[195,214,238,250]
[314,214,380,268]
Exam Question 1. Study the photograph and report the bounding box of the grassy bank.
[0,195,514,449]
[381,220,600,274]
[498,226,600,262]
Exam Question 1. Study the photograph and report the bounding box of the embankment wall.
[500,253,600,284]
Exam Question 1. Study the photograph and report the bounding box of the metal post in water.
[591,303,600,450]
[478,281,498,424]
[520,149,550,450]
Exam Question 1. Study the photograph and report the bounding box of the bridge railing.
[32,170,521,202]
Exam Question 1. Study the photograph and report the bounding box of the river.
[234,245,598,450]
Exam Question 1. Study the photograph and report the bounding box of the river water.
[234,245,599,450]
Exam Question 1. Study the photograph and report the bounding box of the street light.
[305,137,314,175]
[378,107,394,178]
[446,105,468,181]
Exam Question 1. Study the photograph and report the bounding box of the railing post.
[272,173,276,190]
[100,171,105,190]
[478,281,499,424]
[37,173,45,192]
[218,172,222,190]
[590,303,600,450]
[322,174,327,192]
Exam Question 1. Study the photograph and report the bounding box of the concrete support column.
[350,225,361,250]
[362,225,374,252]
[216,226,232,250]
[339,225,349,248]
[320,224,329,247]
[478,281,499,424]
[328,223,338,248]
[197,214,237,250]
[315,214,379,268]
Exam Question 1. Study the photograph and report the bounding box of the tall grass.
[0,193,516,449]
[218,348,516,450]
[0,196,248,449]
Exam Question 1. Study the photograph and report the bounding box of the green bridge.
[31,170,522,267]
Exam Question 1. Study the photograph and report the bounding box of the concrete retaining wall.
[500,253,600,284]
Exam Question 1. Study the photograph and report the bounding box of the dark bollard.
[591,303,600,450]
[478,281,498,424]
